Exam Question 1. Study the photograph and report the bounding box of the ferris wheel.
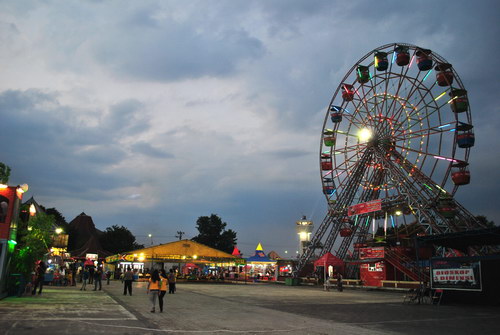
[296,43,487,277]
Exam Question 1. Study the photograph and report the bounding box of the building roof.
[68,212,109,257]
[71,235,113,258]
[106,239,242,264]
[417,226,500,252]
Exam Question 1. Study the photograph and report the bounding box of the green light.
[423,183,433,191]
[8,239,17,246]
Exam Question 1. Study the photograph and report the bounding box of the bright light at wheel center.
[358,128,373,142]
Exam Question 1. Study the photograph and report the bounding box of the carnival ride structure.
[295,43,488,281]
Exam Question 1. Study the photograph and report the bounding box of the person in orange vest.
[147,270,161,313]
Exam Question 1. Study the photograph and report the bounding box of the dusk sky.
[1,0,499,256]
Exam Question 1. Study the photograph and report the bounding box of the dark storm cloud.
[104,99,151,136]
[94,14,265,81]
[0,89,150,198]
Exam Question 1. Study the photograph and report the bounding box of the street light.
[148,233,153,245]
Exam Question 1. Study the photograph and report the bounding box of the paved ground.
[0,281,499,334]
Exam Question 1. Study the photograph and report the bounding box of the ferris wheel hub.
[358,128,374,143]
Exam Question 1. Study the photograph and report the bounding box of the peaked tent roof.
[313,252,344,268]
[68,212,109,257]
[232,246,242,257]
[23,196,45,216]
[246,243,275,263]
[106,240,241,263]
[71,235,113,258]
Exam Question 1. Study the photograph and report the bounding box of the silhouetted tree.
[99,225,144,254]
[476,215,495,227]
[191,214,237,253]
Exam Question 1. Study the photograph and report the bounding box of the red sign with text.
[348,199,382,216]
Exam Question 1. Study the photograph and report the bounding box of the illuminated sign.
[431,259,482,291]
[348,199,382,216]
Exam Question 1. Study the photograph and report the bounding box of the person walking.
[93,267,102,291]
[31,260,47,295]
[80,268,89,291]
[147,270,161,313]
[168,269,176,294]
[337,273,343,292]
[158,269,168,313]
[106,270,112,285]
[88,266,94,285]
[123,267,134,296]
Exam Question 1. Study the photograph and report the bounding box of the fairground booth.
[313,252,344,281]
[417,227,500,305]
[105,240,244,280]
[244,243,277,281]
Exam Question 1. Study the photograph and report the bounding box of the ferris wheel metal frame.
[295,43,487,278]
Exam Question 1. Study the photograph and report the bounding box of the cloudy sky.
[1,0,499,256]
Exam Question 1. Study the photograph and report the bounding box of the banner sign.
[359,247,385,259]
[348,199,382,216]
[431,259,482,291]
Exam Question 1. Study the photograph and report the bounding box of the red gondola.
[394,45,410,66]
[451,161,470,185]
[321,161,332,170]
[435,63,454,86]
[452,170,470,185]
[342,84,355,101]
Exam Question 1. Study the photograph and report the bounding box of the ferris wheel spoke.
[391,144,459,163]
[389,74,436,126]
[397,81,444,124]
[340,109,371,130]
[391,123,455,142]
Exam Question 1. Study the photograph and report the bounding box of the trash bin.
[285,277,300,286]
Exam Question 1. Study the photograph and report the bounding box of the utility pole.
[175,231,185,273]
[176,231,185,240]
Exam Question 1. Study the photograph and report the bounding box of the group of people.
[79,266,109,291]
[146,269,177,313]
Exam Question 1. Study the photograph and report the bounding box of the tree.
[10,212,55,277]
[191,214,237,253]
[476,215,496,228]
[99,225,144,254]
[0,162,10,184]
